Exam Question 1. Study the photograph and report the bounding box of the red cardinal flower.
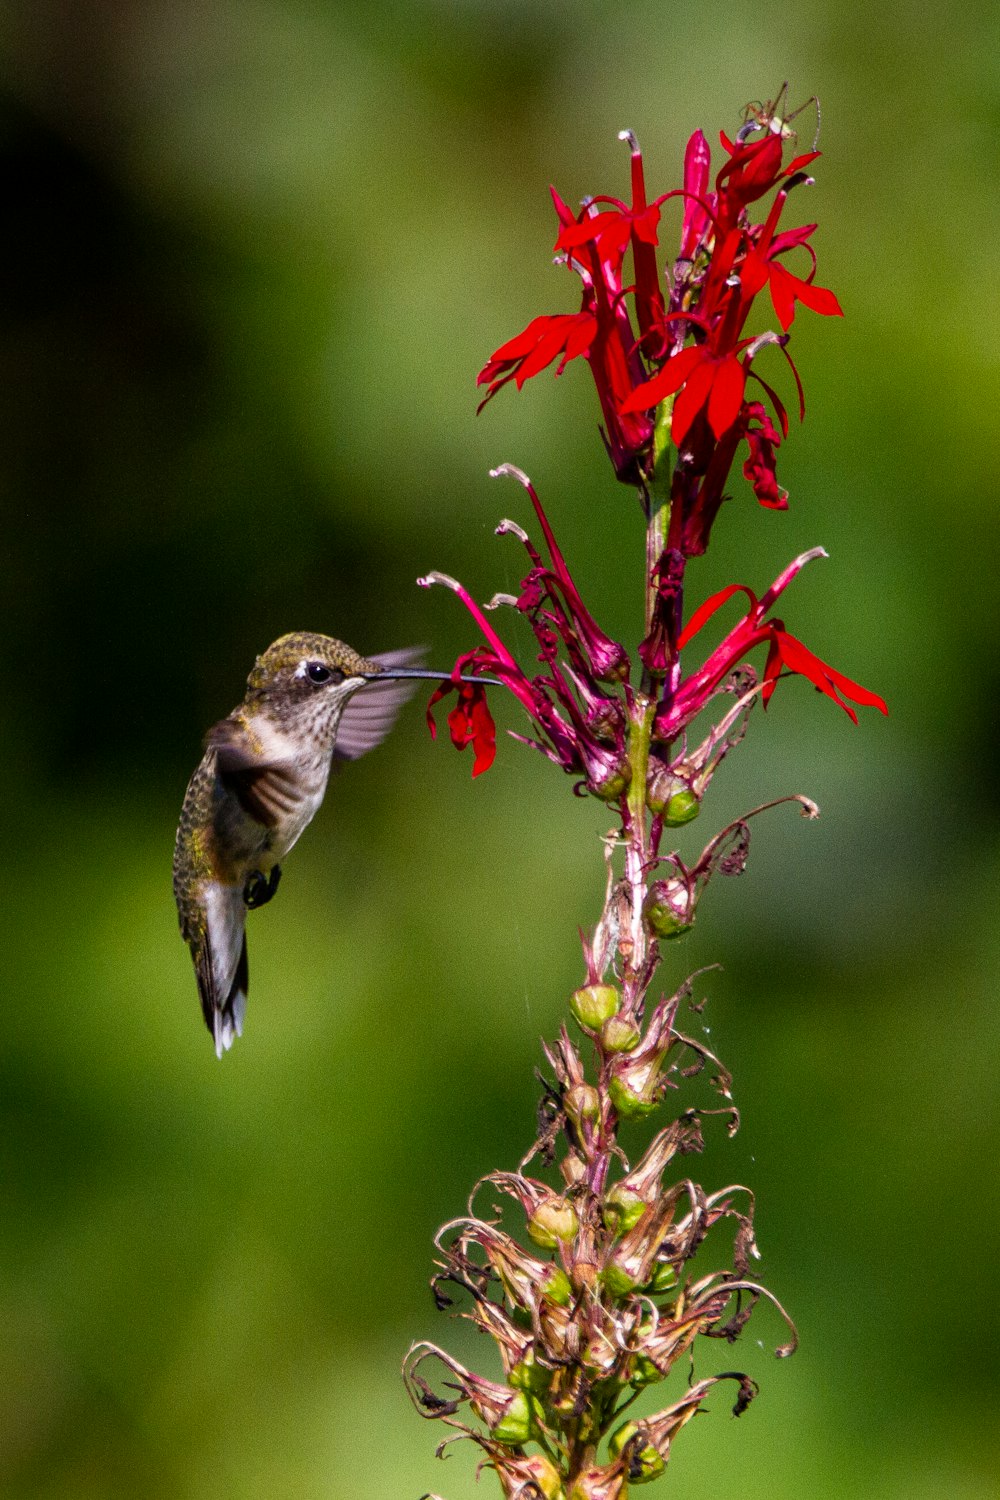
[487,110,845,572]
[658,549,887,739]
[426,668,498,777]
[740,187,842,333]
[477,312,598,407]
[621,343,748,445]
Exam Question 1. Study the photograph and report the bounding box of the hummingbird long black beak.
[360,669,503,686]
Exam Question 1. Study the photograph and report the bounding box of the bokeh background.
[2,2,997,1496]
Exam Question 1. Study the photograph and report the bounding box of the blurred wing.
[206,716,301,828]
[334,647,430,761]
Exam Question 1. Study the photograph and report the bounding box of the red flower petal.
[619,343,703,414]
[772,629,888,722]
[740,248,770,300]
[743,416,787,509]
[768,222,818,255]
[444,683,497,776]
[670,354,716,445]
[768,262,843,331]
[784,150,821,176]
[767,261,799,331]
[556,211,632,260]
[678,582,758,648]
[707,354,746,439]
[680,129,712,259]
[790,277,843,319]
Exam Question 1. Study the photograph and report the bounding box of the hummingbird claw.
[244,865,282,909]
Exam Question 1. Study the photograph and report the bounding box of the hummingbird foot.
[244,865,282,909]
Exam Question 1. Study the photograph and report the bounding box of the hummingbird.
[174,632,489,1057]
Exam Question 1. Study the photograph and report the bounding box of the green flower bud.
[662,788,700,826]
[601,1184,646,1237]
[509,1350,551,1395]
[565,1082,601,1128]
[628,1351,662,1389]
[646,763,700,824]
[600,1015,641,1053]
[607,1421,638,1460]
[608,1073,660,1120]
[588,757,631,802]
[599,1262,638,1299]
[570,982,620,1030]
[491,1389,536,1446]
[527,1197,579,1250]
[542,1265,573,1306]
[642,1261,677,1294]
[608,1422,666,1482]
[643,879,694,939]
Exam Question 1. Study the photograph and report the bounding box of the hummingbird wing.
[206,717,303,828]
[334,647,428,761]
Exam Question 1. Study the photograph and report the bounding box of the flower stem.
[623,692,656,999]
[645,398,675,638]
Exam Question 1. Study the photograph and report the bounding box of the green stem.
[645,398,675,637]
[622,695,656,990]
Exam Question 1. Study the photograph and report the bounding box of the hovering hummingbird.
[174,632,488,1057]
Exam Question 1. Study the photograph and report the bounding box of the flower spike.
[413,104,883,1500]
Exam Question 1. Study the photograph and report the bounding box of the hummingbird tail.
[195,882,250,1058]
[200,934,248,1059]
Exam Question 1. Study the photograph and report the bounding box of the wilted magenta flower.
[424,522,884,783]
[420,466,632,795]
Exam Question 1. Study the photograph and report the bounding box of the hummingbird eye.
[304,661,344,686]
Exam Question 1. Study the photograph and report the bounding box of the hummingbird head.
[240,631,498,754]
[243,632,379,740]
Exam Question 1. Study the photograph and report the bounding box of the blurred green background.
[1,2,996,1496]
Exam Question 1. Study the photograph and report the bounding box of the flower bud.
[628,1350,661,1389]
[608,1072,660,1120]
[643,879,694,939]
[662,788,700,826]
[599,1261,638,1299]
[647,767,701,826]
[601,1184,646,1237]
[489,1389,541,1447]
[570,1258,599,1295]
[457,1369,545,1447]
[570,983,620,1031]
[608,1422,666,1482]
[508,1348,552,1396]
[527,1196,579,1250]
[642,1261,676,1295]
[542,1265,573,1306]
[495,1452,565,1500]
[561,1151,587,1188]
[600,1015,641,1053]
[567,1462,628,1500]
[565,1082,601,1128]
[587,756,632,802]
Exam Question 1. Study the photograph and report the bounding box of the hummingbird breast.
[215,741,331,873]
